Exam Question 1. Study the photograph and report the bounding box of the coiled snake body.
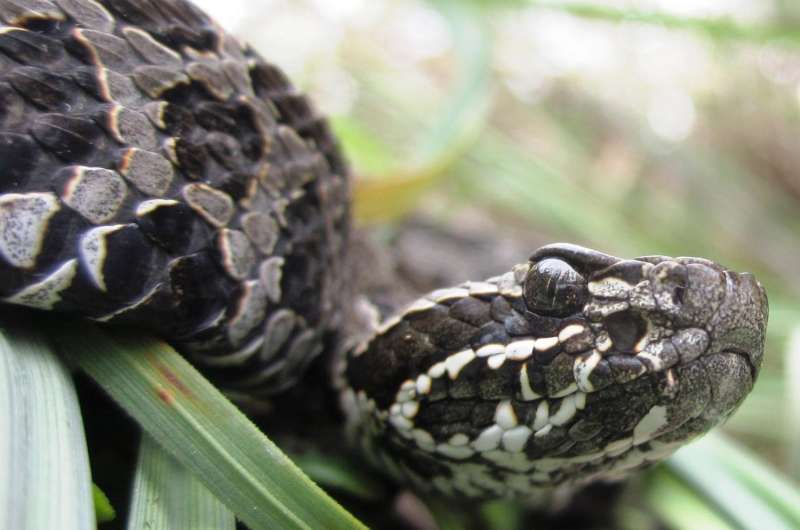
[0,0,769,500]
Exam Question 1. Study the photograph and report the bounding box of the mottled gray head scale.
[344,243,768,499]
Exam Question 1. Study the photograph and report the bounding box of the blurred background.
[193,0,800,527]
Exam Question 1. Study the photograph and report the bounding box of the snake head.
[530,243,768,380]
[344,243,768,499]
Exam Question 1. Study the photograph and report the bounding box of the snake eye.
[523,258,587,317]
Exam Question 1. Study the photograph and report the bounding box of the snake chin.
[342,244,768,500]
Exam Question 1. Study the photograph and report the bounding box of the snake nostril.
[604,310,648,353]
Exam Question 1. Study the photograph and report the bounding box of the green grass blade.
[0,318,95,530]
[290,450,388,502]
[703,433,800,524]
[667,434,798,530]
[93,484,116,524]
[526,1,800,47]
[52,322,367,530]
[643,467,735,530]
[127,434,234,530]
[787,328,800,479]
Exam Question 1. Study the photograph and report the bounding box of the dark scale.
[0,0,349,397]
[0,0,772,505]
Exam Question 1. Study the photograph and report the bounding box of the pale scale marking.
[5,259,77,310]
[574,350,602,392]
[436,444,474,460]
[466,281,498,296]
[494,400,517,430]
[505,339,535,361]
[587,276,634,297]
[404,298,436,315]
[135,198,178,216]
[558,324,585,342]
[519,364,541,401]
[401,401,419,419]
[487,353,506,370]
[412,429,435,449]
[533,401,549,431]
[575,391,587,410]
[476,343,504,357]
[633,405,668,445]
[390,414,413,431]
[535,336,559,351]
[448,433,469,447]
[445,349,475,379]
[549,394,577,426]
[79,224,126,291]
[431,287,469,302]
[428,361,446,378]
[471,425,503,452]
[415,374,432,395]
[501,426,532,453]
[0,192,61,268]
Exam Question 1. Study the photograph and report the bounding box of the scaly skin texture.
[0,0,350,397]
[0,0,770,502]
[344,243,768,499]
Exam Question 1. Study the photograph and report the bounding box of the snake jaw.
[343,244,768,500]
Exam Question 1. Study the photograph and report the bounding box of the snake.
[0,0,769,502]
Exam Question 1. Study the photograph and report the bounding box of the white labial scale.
[428,361,446,378]
[5,259,78,310]
[401,401,419,419]
[549,395,577,426]
[412,429,435,450]
[445,349,475,379]
[476,343,504,357]
[487,353,506,369]
[501,426,532,453]
[471,425,503,452]
[533,401,549,430]
[436,443,474,460]
[415,374,432,395]
[389,414,413,431]
[494,400,518,430]
[558,324,585,342]
[535,336,559,351]
[448,433,469,446]
[519,364,541,401]
[505,339,535,361]
[633,405,668,445]
[79,224,126,291]
[574,391,587,410]
[395,380,416,403]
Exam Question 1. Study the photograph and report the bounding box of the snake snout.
[706,270,769,377]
